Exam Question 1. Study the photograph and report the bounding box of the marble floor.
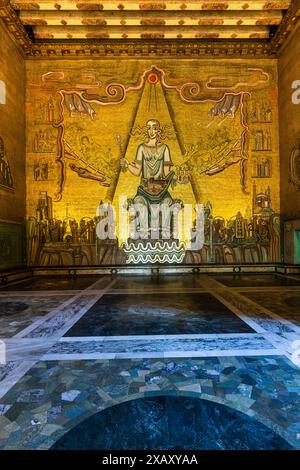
[0,272,299,450]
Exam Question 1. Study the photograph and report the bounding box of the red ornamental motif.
[148,73,158,84]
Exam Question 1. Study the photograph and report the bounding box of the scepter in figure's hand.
[115,134,122,161]
[115,134,128,172]
[115,134,128,171]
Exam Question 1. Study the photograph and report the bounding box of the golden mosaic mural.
[25,58,280,265]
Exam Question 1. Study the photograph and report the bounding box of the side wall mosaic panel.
[278,24,300,262]
[0,19,26,223]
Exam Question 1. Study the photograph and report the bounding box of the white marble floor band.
[43,349,279,360]
[42,334,277,360]
[58,332,264,342]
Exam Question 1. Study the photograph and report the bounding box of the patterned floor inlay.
[0,273,299,450]
[0,296,72,338]
[22,295,106,339]
[0,276,105,292]
[64,293,253,337]
[209,274,300,287]
[241,291,300,326]
[0,356,299,450]
[112,275,203,291]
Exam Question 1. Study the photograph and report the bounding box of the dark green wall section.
[295,230,300,264]
[0,222,24,270]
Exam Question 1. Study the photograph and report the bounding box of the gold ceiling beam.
[270,0,300,52]
[19,10,283,26]
[11,0,292,11]
[1,0,298,57]
[33,24,270,38]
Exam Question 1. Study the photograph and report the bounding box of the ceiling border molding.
[1,0,299,59]
[27,39,274,58]
[270,0,300,53]
[0,0,32,55]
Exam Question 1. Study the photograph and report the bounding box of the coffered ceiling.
[0,0,300,57]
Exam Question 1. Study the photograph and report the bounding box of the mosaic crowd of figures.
[26,185,280,266]
[187,208,280,265]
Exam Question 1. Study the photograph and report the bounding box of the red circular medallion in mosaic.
[148,73,158,84]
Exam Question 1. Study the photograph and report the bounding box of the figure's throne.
[121,177,186,264]
[122,239,186,264]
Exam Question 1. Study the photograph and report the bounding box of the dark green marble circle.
[51,396,292,450]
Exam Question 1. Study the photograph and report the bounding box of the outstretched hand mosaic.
[26,60,280,266]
